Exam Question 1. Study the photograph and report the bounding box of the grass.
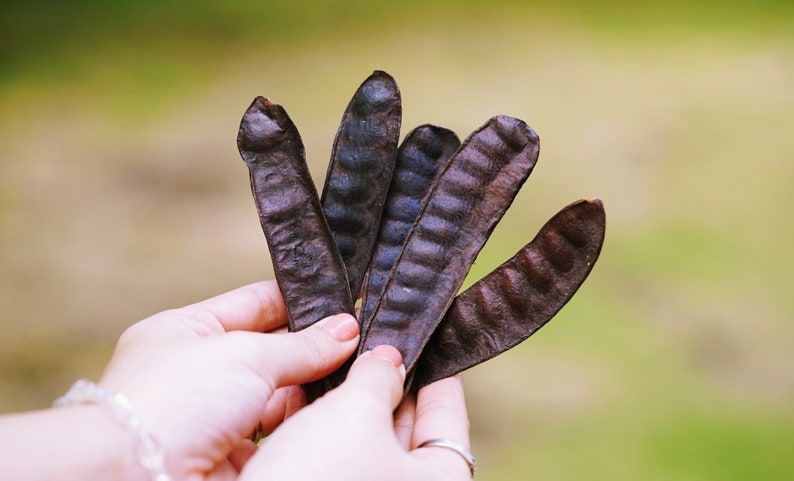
[2,0,793,118]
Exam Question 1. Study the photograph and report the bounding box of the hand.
[98,280,360,480]
[240,345,472,481]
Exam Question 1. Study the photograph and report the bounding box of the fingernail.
[370,345,403,369]
[318,314,359,342]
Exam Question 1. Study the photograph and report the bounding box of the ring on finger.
[418,438,476,477]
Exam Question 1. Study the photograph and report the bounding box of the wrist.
[65,404,154,481]
[53,379,172,481]
[0,405,149,481]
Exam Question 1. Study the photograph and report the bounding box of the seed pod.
[411,199,606,389]
[237,97,354,332]
[306,124,460,402]
[358,124,461,332]
[360,115,540,374]
[321,70,402,297]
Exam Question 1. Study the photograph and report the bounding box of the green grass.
[613,221,741,284]
[2,1,793,117]
[644,411,794,481]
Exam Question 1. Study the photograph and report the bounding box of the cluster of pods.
[237,71,606,401]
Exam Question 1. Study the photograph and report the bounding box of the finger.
[205,458,239,481]
[183,280,288,333]
[258,386,307,437]
[410,375,472,478]
[283,385,307,420]
[259,387,290,435]
[249,313,360,388]
[412,375,470,449]
[334,345,406,413]
[228,439,258,472]
[393,392,416,449]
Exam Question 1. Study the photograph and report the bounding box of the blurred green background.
[1,0,792,479]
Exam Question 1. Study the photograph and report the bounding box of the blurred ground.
[1,1,793,479]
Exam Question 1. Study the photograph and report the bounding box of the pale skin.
[0,280,471,481]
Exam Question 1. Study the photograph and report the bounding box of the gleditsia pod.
[237,97,354,332]
[361,116,540,376]
[321,71,402,298]
[411,199,606,389]
[358,124,461,333]
[311,124,460,402]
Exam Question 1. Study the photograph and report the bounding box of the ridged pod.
[321,71,402,297]
[361,115,540,374]
[412,199,606,389]
[358,124,461,332]
[237,97,354,332]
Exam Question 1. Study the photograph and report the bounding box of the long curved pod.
[361,115,540,374]
[321,70,402,297]
[358,124,460,331]
[412,199,606,389]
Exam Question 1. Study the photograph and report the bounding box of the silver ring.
[418,438,476,477]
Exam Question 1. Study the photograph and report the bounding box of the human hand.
[98,280,360,481]
[240,345,472,481]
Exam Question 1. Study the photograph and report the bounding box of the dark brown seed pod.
[310,124,459,401]
[237,97,354,332]
[321,70,402,298]
[360,115,540,374]
[411,198,606,389]
[358,124,461,333]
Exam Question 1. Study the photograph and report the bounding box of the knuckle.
[299,330,329,368]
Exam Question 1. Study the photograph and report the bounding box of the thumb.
[333,345,406,412]
[237,313,360,389]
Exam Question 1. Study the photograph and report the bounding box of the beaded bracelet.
[54,379,173,481]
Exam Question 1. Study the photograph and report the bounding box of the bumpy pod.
[361,115,540,374]
[321,70,402,297]
[237,97,354,332]
[412,199,606,389]
[358,124,461,332]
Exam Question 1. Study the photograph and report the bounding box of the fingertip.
[367,345,404,369]
[358,345,407,382]
[314,313,359,342]
[342,345,406,409]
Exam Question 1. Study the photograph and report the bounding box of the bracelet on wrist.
[54,379,173,481]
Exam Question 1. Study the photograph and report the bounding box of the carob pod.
[360,115,540,376]
[321,70,402,298]
[358,124,461,330]
[411,198,606,389]
[237,97,354,332]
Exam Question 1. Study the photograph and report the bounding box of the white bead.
[54,379,172,481]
